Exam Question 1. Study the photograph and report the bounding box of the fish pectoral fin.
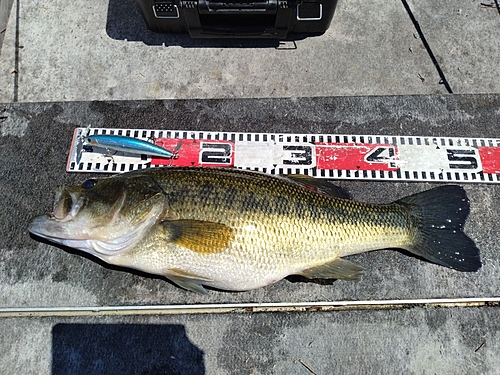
[166,268,212,294]
[162,219,233,254]
[298,258,364,281]
[282,174,350,199]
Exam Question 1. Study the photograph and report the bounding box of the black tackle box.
[136,0,338,38]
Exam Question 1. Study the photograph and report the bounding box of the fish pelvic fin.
[166,268,212,294]
[397,185,481,272]
[298,258,364,281]
[162,219,233,254]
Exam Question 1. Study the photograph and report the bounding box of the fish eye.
[82,179,97,189]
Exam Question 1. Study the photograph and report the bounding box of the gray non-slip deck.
[1,95,500,374]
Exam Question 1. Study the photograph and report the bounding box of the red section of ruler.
[315,143,399,171]
[152,138,234,167]
[478,146,500,174]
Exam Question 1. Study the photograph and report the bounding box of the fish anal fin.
[298,258,364,281]
[162,219,233,254]
[282,174,350,199]
[166,268,212,294]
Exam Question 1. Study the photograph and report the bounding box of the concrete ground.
[1,0,500,374]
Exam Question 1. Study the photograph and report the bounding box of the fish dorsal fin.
[282,175,350,199]
[298,258,364,281]
[167,268,212,294]
[162,219,233,254]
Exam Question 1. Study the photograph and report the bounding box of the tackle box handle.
[183,0,292,38]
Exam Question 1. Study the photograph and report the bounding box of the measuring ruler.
[67,127,500,183]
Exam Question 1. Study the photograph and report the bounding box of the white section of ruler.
[233,141,315,169]
[67,128,500,184]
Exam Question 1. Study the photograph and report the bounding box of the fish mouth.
[28,187,85,240]
[51,187,84,222]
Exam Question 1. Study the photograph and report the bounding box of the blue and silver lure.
[86,135,174,158]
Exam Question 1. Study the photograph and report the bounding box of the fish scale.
[108,169,423,285]
[29,167,481,293]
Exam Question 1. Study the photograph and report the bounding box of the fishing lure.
[85,135,175,158]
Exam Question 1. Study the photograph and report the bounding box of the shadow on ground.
[52,323,205,375]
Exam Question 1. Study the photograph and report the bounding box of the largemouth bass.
[28,167,481,293]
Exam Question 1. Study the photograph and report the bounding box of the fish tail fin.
[397,185,481,272]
